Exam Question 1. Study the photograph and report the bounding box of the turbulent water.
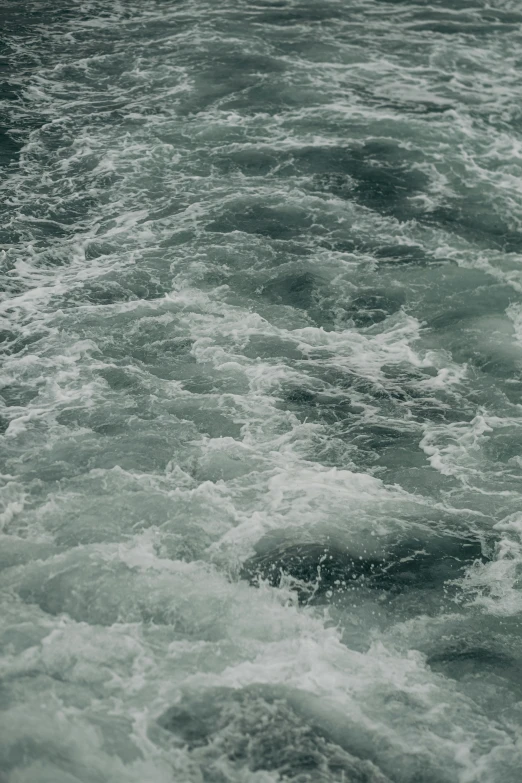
[1,0,522,781]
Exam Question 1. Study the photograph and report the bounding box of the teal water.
[1,1,522,781]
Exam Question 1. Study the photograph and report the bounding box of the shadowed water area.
[1,0,522,781]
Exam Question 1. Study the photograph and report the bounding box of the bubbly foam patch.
[1,0,522,780]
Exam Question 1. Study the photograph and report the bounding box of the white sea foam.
[1,0,522,780]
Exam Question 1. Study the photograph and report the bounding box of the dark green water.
[1,1,522,781]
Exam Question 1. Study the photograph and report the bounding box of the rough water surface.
[1,0,522,781]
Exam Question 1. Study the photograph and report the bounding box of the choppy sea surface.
[1,1,522,781]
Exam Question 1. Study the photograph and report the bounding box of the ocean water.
[1,0,522,781]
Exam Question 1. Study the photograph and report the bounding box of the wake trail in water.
[1,1,522,781]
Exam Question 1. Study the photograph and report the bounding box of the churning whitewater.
[1,0,522,781]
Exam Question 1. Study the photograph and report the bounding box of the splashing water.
[1,1,522,781]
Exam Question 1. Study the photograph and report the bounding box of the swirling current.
[1,1,522,781]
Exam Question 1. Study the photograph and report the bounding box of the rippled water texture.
[1,1,522,781]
